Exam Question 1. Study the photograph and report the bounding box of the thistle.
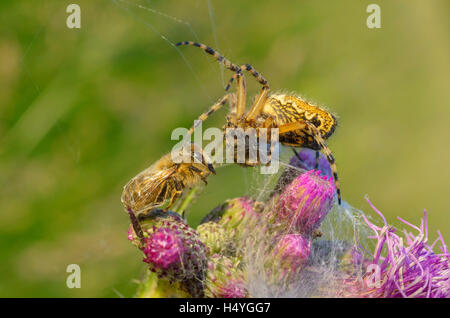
[272,234,311,274]
[128,210,208,297]
[340,199,450,298]
[142,227,185,272]
[273,150,332,196]
[205,254,248,298]
[197,221,236,256]
[128,162,448,298]
[272,170,335,235]
[201,197,261,241]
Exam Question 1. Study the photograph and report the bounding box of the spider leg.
[314,151,320,170]
[278,121,342,205]
[225,63,269,91]
[259,116,277,165]
[278,121,307,135]
[184,96,229,174]
[264,137,276,167]
[245,85,270,121]
[235,71,247,119]
[187,94,230,136]
[292,148,302,161]
[176,41,240,72]
[176,41,269,123]
[261,116,275,129]
[225,64,270,121]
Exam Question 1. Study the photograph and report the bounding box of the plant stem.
[175,185,200,214]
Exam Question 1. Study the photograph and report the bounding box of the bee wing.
[139,167,177,193]
[122,166,178,213]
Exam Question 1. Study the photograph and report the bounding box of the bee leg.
[126,206,146,248]
[156,182,169,207]
[165,179,183,212]
[164,191,182,212]
[173,178,183,195]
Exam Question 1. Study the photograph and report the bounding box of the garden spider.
[176,41,341,204]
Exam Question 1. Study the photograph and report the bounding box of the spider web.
[240,155,372,297]
[111,0,226,100]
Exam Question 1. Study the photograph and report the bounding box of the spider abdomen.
[262,94,337,141]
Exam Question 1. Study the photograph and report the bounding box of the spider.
[176,41,341,204]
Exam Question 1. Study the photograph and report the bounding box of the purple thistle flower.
[143,228,185,270]
[274,170,336,235]
[342,198,450,298]
[128,210,208,297]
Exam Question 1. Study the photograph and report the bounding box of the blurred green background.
[0,0,449,297]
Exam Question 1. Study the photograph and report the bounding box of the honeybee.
[177,41,341,204]
[121,143,215,244]
[122,143,215,216]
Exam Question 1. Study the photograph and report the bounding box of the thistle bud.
[272,149,332,197]
[219,197,260,237]
[197,221,235,256]
[200,197,260,241]
[274,170,335,235]
[205,254,248,298]
[273,234,311,272]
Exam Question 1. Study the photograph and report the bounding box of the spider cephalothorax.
[177,41,341,205]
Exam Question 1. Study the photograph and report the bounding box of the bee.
[121,143,215,245]
[177,41,341,204]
